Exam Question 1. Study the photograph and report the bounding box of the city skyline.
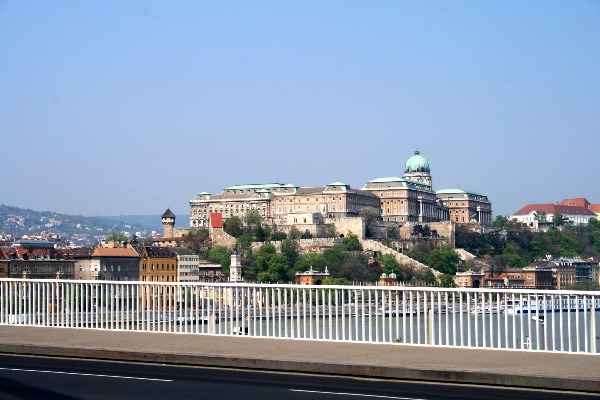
[1,1,598,218]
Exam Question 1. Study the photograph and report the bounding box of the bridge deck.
[0,325,598,393]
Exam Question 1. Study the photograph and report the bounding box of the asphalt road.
[0,355,596,400]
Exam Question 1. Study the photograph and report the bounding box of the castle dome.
[404,150,430,173]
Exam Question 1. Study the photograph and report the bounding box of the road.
[0,355,595,400]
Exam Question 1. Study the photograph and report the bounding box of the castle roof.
[162,208,176,218]
[404,150,430,173]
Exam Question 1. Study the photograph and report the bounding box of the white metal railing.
[0,278,598,354]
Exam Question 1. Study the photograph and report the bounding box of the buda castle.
[187,150,493,232]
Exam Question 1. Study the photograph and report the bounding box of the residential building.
[198,261,222,282]
[2,246,75,279]
[510,198,598,229]
[547,257,595,289]
[522,262,553,289]
[67,242,141,281]
[139,246,178,283]
[0,248,9,278]
[172,247,199,283]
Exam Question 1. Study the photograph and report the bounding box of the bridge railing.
[0,279,598,354]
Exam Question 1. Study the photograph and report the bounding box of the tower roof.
[404,150,430,173]
[162,208,176,218]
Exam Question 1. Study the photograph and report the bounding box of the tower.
[229,249,243,282]
[161,208,176,238]
[403,150,432,187]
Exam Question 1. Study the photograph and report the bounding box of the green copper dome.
[404,150,430,173]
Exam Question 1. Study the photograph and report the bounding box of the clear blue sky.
[1,1,599,218]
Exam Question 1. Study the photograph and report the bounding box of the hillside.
[0,204,160,246]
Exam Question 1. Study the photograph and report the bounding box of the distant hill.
[101,215,163,229]
[0,204,160,246]
[101,213,189,228]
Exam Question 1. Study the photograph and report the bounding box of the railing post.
[591,302,597,354]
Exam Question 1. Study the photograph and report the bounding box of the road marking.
[0,367,173,382]
[289,389,428,400]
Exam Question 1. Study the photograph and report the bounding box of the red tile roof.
[513,203,596,216]
[92,247,140,258]
[210,213,224,228]
[589,204,600,213]
[560,198,590,208]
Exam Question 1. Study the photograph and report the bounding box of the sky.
[1,1,599,219]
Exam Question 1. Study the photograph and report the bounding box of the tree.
[323,224,337,238]
[359,206,379,238]
[416,269,436,284]
[422,225,431,238]
[288,226,302,240]
[301,229,313,239]
[438,273,455,288]
[252,224,267,242]
[322,277,351,285]
[553,213,565,226]
[184,227,210,255]
[341,232,362,251]
[424,245,460,275]
[387,226,400,239]
[492,215,509,228]
[412,224,423,237]
[235,233,254,251]
[244,210,262,227]
[379,254,401,276]
[106,232,128,243]
[280,238,299,267]
[224,216,243,237]
[204,245,232,268]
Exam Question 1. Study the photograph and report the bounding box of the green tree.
[416,269,436,284]
[322,277,351,285]
[341,232,362,251]
[204,246,231,268]
[379,253,401,276]
[359,206,379,238]
[244,210,262,226]
[280,238,300,267]
[106,232,128,243]
[553,213,565,226]
[492,215,509,228]
[224,216,243,237]
[252,224,267,242]
[424,245,460,275]
[235,233,254,251]
[438,273,456,288]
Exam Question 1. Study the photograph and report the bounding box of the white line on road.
[0,367,173,382]
[289,389,428,400]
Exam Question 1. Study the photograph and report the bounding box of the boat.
[470,305,503,315]
[505,297,600,315]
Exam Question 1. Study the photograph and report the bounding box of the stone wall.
[360,238,440,277]
[323,216,365,238]
[210,228,237,249]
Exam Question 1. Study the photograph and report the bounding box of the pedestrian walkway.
[0,325,598,393]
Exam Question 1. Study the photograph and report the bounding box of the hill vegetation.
[0,204,159,246]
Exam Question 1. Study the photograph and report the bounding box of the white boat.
[505,297,600,315]
[470,305,503,315]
